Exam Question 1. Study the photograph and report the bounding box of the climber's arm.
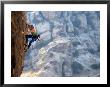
[22,28,31,35]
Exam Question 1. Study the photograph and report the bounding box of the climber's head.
[31,25,34,29]
[28,25,34,30]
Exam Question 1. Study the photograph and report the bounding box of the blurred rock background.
[20,11,100,77]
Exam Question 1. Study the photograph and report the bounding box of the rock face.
[21,37,73,77]
[21,11,100,77]
[11,11,27,77]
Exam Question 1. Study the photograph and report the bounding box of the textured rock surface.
[11,11,27,77]
[21,11,100,77]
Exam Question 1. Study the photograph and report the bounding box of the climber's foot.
[24,44,28,52]
[24,49,27,52]
[24,44,27,46]
[24,47,28,52]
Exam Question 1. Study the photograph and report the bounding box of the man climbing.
[22,24,40,51]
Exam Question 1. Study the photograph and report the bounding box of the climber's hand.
[38,38,43,42]
[28,28,30,31]
[22,31,24,34]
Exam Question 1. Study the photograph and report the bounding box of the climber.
[22,24,40,50]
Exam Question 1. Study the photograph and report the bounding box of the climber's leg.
[25,35,33,44]
[24,35,33,51]
[36,35,40,41]
[28,38,35,49]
